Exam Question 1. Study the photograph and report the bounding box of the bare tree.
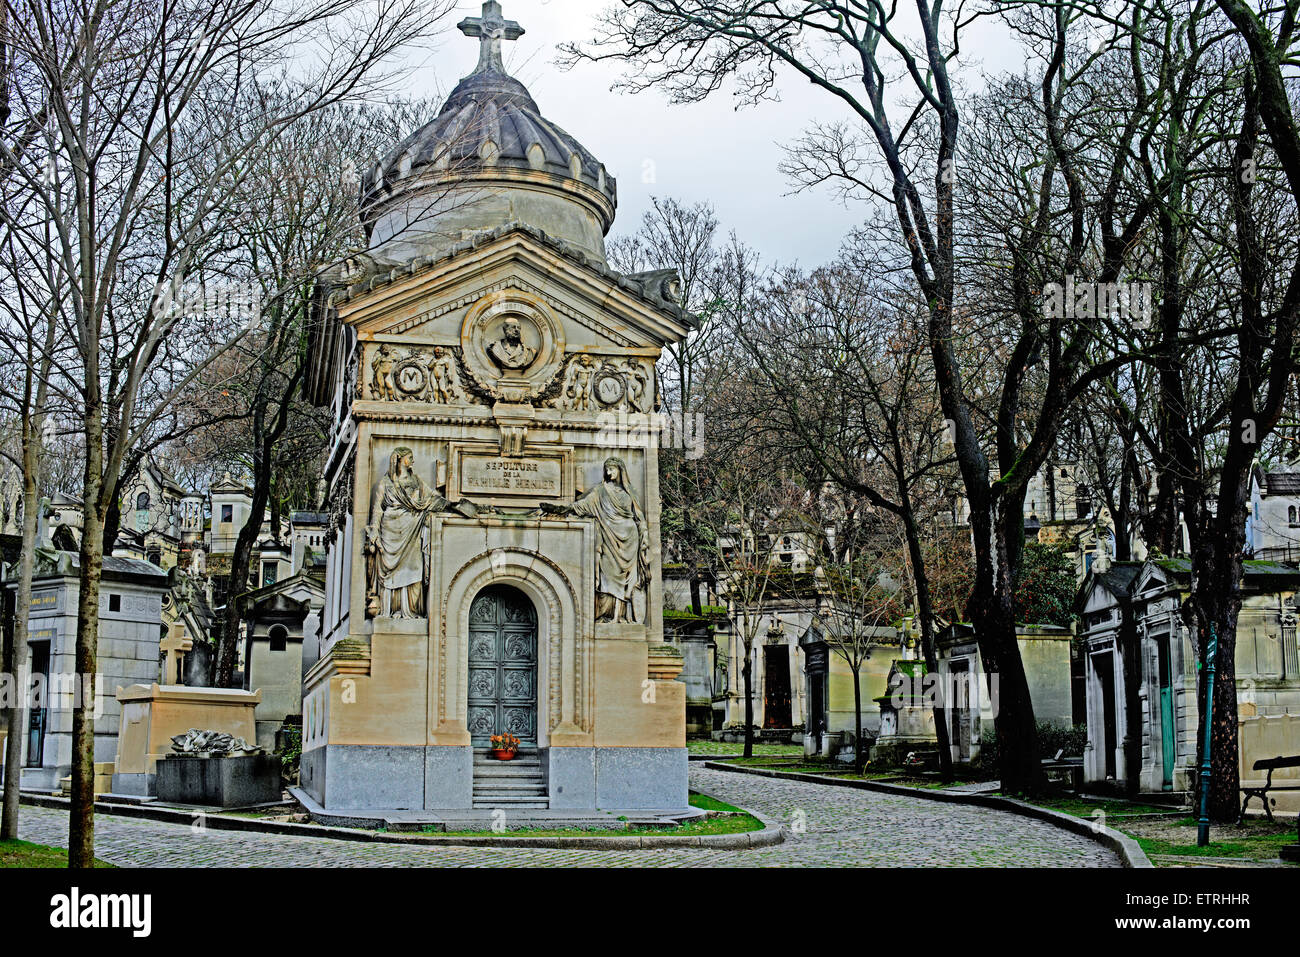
[1050,0,1300,818]
[0,217,62,840]
[608,196,733,615]
[730,253,960,779]
[200,98,441,688]
[0,0,450,867]
[562,0,1164,794]
[683,376,810,757]
[815,513,908,772]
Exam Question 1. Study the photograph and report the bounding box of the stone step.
[474,771,544,780]
[473,752,540,762]
[473,754,543,769]
[471,788,548,797]
[473,795,548,805]
[472,745,546,809]
[471,797,550,808]
[472,764,544,777]
[474,774,545,787]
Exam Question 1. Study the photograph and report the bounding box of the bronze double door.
[466,584,538,746]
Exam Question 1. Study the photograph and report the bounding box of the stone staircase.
[471,748,548,809]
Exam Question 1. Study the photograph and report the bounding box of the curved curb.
[366,811,783,850]
[15,789,783,852]
[702,761,1151,868]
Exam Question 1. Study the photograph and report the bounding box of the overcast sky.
[396,0,1027,267]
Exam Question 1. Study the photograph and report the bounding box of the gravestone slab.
[156,753,283,807]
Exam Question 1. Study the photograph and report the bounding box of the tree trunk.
[901,515,954,781]
[1190,561,1246,823]
[852,665,863,773]
[1,417,43,839]
[269,473,282,540]
[1114,449,1132,563]
[214,361,304,688]
[974,570,1042,795]
[69,413,106,868]
[964,500,1043,795]
[215,477,268,688]
[742,638,753,759]
[1206,619,1241,823]
[101,484,121,555]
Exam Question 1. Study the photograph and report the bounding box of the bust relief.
[460,289,565,402]
[486,317,538,371]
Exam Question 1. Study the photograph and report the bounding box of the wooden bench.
[1041,749,1084,790]
[1239,755,1300,823]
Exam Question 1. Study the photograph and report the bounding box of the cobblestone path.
[17,766,1119,867]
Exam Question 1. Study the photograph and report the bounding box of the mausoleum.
[299,3,693,813]
[9,551,168,792]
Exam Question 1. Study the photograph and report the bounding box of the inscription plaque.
[448,443,573,503]
[462,455,562,496]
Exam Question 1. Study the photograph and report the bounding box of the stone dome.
[360,2,617,263]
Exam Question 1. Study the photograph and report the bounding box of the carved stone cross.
[458,1,524,75]
[161,621,192,685]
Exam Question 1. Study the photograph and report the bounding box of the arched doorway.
[466,584,538,746]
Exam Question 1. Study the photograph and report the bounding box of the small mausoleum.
[9,551,168,792]
[1077,558,1300,796]
[298,3,693,813]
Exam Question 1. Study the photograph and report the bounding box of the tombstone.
[182,640,213,687]
[155,730,281,808]
[112,621,262,797]
[160,622,192,685]
[298,2,693,813]
[669,616,715,737]
[870,660,938,765]
[799,625,830,757]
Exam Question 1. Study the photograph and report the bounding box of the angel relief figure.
[365,447,476,618]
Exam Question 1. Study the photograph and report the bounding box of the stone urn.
[647,644,684,681]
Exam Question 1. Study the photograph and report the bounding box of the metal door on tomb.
[1157,634,1175,791]
[467,584,538,746]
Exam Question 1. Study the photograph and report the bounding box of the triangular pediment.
[1079,575,1113,613]
[1134,560,1175,598]
[334,228,692,352]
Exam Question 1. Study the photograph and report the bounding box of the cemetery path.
[17,767,1120,867]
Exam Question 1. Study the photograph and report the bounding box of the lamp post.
[1196,623,1218,847]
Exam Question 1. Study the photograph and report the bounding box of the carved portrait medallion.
[460,289,565,402]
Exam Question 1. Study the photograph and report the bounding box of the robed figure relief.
[544,457,649,623]
[365,447,475,618]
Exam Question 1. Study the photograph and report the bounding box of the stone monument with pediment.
[299,2,694,812]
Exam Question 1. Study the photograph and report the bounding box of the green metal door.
[1158,637,1174,790]
[466,585,537,747]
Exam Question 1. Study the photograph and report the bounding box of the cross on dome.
[458,1,525,75]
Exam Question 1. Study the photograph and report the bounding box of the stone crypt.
[298,3,694,813]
